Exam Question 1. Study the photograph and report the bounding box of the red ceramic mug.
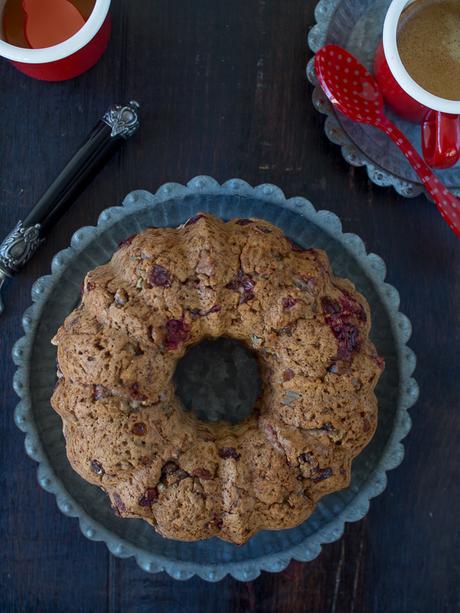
[0,0,111,81]
[374,0,460,169]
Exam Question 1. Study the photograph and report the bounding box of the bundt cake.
[51,213,384,544]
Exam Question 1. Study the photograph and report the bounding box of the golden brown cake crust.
[51,214,384,544]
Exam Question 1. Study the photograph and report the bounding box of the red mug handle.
[421,111,460,170]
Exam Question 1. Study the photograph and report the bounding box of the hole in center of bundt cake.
[173,337,262,424]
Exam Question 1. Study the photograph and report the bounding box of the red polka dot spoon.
[315,44,460,238]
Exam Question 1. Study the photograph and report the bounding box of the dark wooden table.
[1,1,459,611]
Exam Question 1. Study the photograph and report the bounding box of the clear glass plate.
[307,0,460,198]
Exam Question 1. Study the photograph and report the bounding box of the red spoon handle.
[378,118,460,237]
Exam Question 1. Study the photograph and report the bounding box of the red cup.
[0,0,111,81]
[374,0,460,169]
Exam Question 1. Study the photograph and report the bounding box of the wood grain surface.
[0,1,459,611]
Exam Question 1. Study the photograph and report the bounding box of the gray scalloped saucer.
[13,176,418,581]
[307,0,460,198]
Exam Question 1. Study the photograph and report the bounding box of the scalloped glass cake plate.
[307,0,460,198]
[13,177,418,581]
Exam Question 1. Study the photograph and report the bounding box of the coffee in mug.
[397,0,460,101]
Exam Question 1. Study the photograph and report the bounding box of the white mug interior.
[0,0,110,64]
[383,0,460,113]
